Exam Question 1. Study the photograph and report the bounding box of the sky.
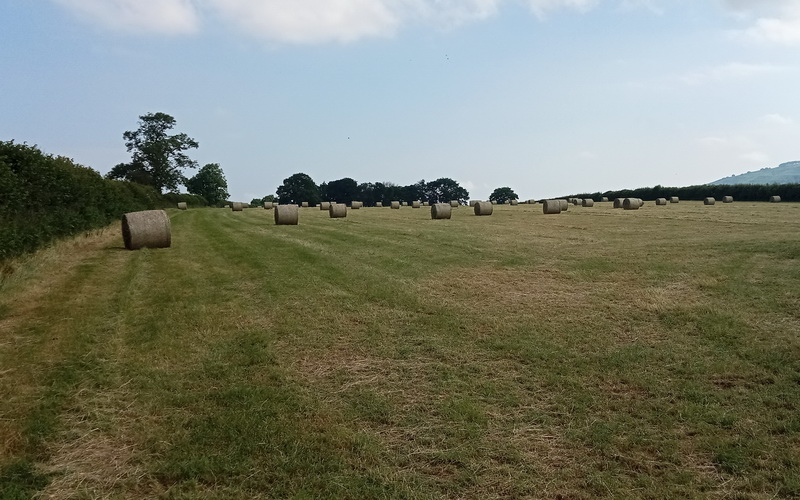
[1,0,799,202]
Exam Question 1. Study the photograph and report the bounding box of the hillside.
[709,161,800,185]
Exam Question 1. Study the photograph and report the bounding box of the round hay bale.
[431,203,452,219]
[224,204,230,209]
[375,202,383,207]
[613,198,623,208]
[391,201,400,209]
[623,198,640,210]
[329,203,347,218]
[422,202,429,206]
[543,199,561,214]
[722,196,733,203]
[319,202,330,210]
[510,199,519,206]
[469,200,478,207]
[412,201,421,208]
[301,201,309,208]
[655,198,667,205]
[770,195,781,202]
[559,199,568,212]
[704,197,715,205]
[670,196,679,203]
[601,197,609,202]
[177,202,187,210]
[474,201,493,216]
[263,202,274,209]
[401,201,408,206]
[122,210,171,250]
[274,205,299,225]
[582,199,594,207]
[351,201,363,209]
[450,200,459,208]
[572,199,581,206]
[232,202,244,211]
[491,200,497,205]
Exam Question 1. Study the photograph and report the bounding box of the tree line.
[253,173,472,207]
[568,183,800,203]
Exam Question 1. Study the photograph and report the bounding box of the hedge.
[567,183,800,203]
[0,141,167,262]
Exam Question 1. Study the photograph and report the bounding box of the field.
[2,201,800,499]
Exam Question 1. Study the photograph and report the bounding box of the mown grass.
[1,201,800,498]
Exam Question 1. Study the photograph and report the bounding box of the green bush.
[0,141,167,262]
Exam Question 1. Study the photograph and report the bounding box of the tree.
[186,163,229,205]
[426,177,469,204]
[321,177,359,203]
[106,112,198,193]
[489,187,518,204]
[276,173,320,205]
[375,181,401,205]
[401,179,428,203]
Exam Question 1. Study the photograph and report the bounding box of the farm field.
[2,201,800,499]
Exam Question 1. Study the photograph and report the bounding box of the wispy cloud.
[52,0,200,35]
[677,62,787,85]
[759,113,794,125]
[204,0,401,44]
[723,0,800,46]
[740,151,770,163]
[524,0,599,18]
[740,14,800,45]
[50,0,649,44]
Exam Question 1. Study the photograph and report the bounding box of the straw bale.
[121,210,171,250]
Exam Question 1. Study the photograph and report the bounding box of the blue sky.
[2,0,798,202]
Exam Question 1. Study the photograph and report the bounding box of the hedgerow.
[0,141,170,262]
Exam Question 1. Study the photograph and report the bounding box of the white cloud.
[698,136,730,147]
[741,14,800,45]
[724,1,800,46]
[53,0,200,34]
[403,0,501,27]
[698,134,757,150]
[698,134,770,164]
[740,151,770,163]
[759,113,794,125]
[677,62,787,85]
[52,0,657,44]
[525,0,598,18]
[204,0,401,44]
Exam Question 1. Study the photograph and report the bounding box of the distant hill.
[709,161,800,185]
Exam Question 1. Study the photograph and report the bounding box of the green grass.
[1,201,800,498]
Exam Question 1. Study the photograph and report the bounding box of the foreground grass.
[1,201,799,498]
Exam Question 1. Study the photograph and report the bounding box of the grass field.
[1,201,800,499]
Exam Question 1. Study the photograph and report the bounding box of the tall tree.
[276,173,320,205]
[321,177,359,203]
[489,186,518,204]
[426,177,469,204]
[106,112,198,193]
[401,179,428,203]
[186,163,229,205]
